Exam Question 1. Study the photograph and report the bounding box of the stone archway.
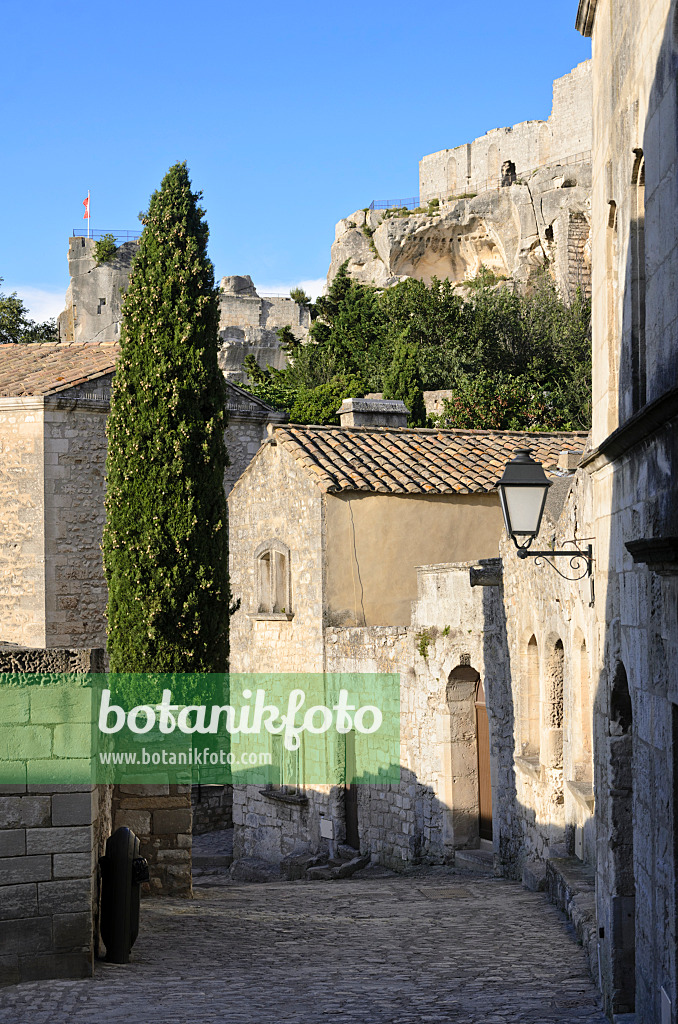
[442,664,488,851]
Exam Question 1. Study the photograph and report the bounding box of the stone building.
[0,342,284,650]
[57,238,310,381]
[438,4,678,1020]
[569,1,678,1019]
[227,398,586,868]
[419,60,592,201]
[329,61,592,300]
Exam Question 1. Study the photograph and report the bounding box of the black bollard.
[99,826,150,964]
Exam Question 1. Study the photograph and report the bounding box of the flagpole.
[87,190,90,239]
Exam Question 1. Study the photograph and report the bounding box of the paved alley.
[0,868,607,1024]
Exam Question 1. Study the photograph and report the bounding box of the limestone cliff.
[328,157,591,300]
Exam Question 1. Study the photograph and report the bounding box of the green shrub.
[93,233,118,265]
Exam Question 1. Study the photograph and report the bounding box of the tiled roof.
[0,343,119,397]
[273,425,590,495]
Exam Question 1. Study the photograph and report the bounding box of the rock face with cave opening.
[328,159,591,301]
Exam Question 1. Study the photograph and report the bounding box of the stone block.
[52,912,93,950]
[153,808,191,835]
[0,883,38,921]
[0,955,20,986]
[52,852,92,878]
[230,857,280,882]
[0,795,51,829]
[0,915,52,956]
[18,951,92,982]
[52,791,96,827]
[0,855,51,885]
[522,858,547,891]
[26,825,91,855]
[113,810,150,835]
[0,829,25,857]
[0,725,52,760]
[156,848,190,863]
[38,878,91,916]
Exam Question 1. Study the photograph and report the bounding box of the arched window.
[631,149,646,411]
[522,635,540,757]
[545,639,564,768]
[574,638,593,781]
[606,199,619,432]
[255,540,291,615]
[610,662,632,735]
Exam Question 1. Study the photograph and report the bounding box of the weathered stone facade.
[419,61,592,201]
[571,2,678,1018]
[57,242,310,382]
[217,275,310,383]
[0,349,283,650]
[228,419,587,873]
[0,395,109,650]
[330,62,592,301]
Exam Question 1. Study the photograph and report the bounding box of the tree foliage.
[382,334,426,426]
[102,162,229,674]
[241,263,591,431]
[0,279,58,343]
[93,233,118,265]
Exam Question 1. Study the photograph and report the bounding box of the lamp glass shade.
[500,483,549,538]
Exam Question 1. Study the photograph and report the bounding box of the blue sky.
[2,1,590,321]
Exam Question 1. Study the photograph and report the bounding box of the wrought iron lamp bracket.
[515,542,593,581]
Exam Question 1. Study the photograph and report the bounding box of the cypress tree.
[102,162,229,673]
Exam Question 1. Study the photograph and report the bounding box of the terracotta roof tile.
[0,343,119,397]
[274,425,589,495]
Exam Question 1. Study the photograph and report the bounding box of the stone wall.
[497,469,597,878]
[419,61,592,201]
[56,246,310,384]
[578,2,678,1018]
[0,648,105,985]
[231,561,511,873]
[228,439,325,675]
[43,398,108,650]
[191,785,232,835]
[218,275,310,383]
[110,785,192,896]
[0,400,46,646]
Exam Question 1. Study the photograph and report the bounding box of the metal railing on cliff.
[369,150,591,212]
[72,229,142,243]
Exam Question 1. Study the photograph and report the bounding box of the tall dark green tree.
[102,163,229,673]
[382,333,427,426]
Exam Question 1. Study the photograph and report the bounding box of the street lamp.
[497,449,593,581]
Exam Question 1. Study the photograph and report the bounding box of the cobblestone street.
[0,867,606,1024]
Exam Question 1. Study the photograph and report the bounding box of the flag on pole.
[83,196,90,219]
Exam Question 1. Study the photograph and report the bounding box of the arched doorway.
[475,679,492,841]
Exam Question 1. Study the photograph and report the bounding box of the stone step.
[454,849,494,873]
[192,852,233,872]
